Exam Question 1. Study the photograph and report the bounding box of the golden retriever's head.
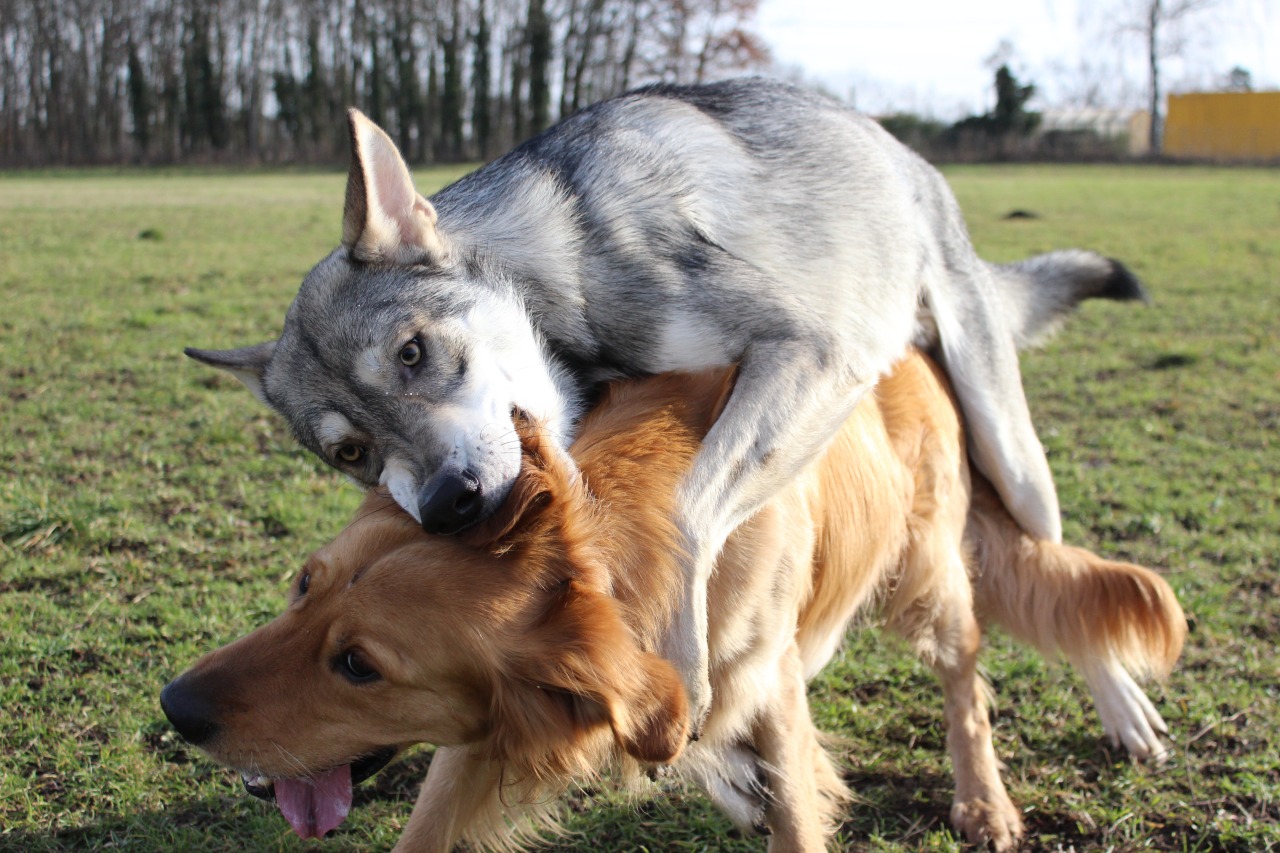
[161,419,692,838]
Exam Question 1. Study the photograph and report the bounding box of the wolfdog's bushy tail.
[987,250,1149,350]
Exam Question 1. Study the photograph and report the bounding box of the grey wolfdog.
[188,77,1143,725]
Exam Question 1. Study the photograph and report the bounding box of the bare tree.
[1119,0,1222,153]
[0,0,769,166]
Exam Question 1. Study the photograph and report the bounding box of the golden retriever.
[161,350,1185,851]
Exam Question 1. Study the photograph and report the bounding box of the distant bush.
[876,66,1133,164]
[877,113,949,154]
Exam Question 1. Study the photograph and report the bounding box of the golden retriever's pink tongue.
[274,764,352,839]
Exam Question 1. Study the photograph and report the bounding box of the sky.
[756,0,1280,119]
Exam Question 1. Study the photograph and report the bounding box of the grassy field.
[1,163,1277,852]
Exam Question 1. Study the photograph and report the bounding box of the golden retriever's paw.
[950,797,1024,851]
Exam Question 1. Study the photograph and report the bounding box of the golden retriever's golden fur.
[164,351,1185,851]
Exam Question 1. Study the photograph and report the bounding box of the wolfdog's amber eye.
[337,445,364,464]
[399,338,423,367]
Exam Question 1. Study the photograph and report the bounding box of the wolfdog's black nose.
[160,676,220,747]
[418,470,484,535]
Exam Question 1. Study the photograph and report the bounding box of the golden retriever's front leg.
[394,747,505,853]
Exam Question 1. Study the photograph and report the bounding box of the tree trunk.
[472,0,493,159]
[1147,0,1162,154]
[527,0,551,134]
[440,0,464,160]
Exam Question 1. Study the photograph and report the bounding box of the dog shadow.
[6,752,437,853]
[8,747,746,852]
[9,734,1139,851]
[828,729,1132,851]
[1,794,316,852]
[834,763,956,849]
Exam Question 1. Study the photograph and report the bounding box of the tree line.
[877,65,1052,163]
[0,0,767,167]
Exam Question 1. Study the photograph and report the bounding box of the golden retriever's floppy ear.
[460,417,579,550]
[491,581,689,778]
[568,587,689,765]
[458,464,553,549]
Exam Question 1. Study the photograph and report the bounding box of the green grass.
[1,163,1277,851]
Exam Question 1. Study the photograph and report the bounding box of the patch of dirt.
[1147,353,1199,371]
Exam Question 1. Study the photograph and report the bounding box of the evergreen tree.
[948,63,1040,150]
[991,65,1039,135]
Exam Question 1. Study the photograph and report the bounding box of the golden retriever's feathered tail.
[966,474,1185,682]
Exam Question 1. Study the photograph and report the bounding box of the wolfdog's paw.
[1082,657,1172,762]
[661,610,714,740]
[688,694,712,742]
[680,661,713,740]
[702,742,772,835]
[951,797,1024,851]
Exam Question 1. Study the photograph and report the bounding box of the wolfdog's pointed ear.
[343,108,444,264]
[185,342,275,405]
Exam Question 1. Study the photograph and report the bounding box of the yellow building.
[1164,91,1280,162]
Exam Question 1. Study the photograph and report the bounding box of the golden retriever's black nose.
[418,470,483,535]
[160,676,220,746]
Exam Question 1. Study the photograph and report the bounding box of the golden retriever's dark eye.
[337,445,364,464]
[399,338,423,367]
[338,650,380,684]
[298,572,310,595]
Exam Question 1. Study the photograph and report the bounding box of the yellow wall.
[1164,92,1280,161]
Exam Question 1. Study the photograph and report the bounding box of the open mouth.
[240,746,398,839]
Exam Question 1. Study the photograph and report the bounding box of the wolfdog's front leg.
[663,340,875,727]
